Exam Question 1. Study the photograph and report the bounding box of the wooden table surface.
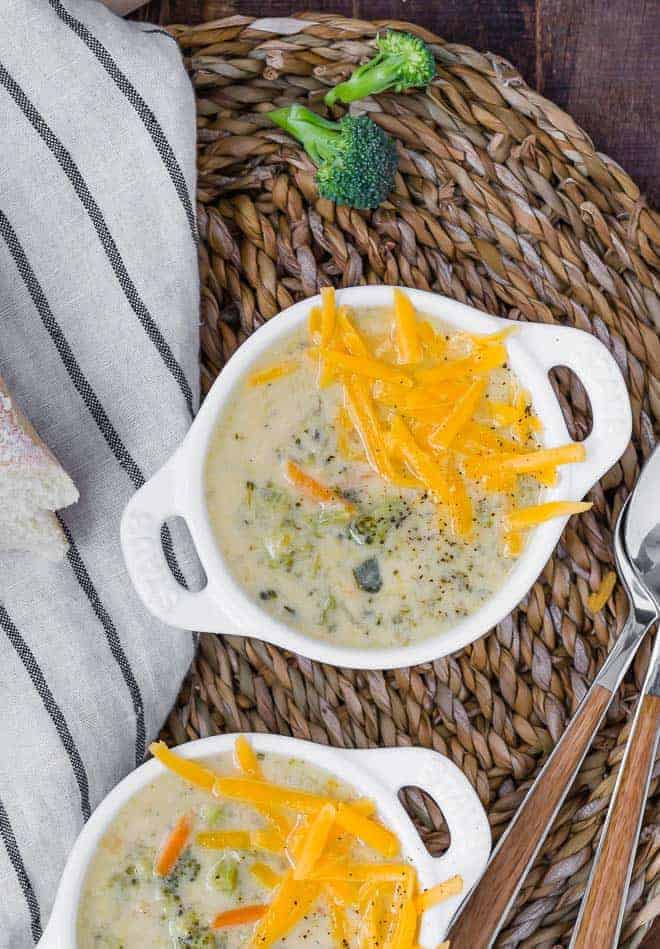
[138,0,658,206]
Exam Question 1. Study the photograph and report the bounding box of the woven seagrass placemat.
[160,13,660,946]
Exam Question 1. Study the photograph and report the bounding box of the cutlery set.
[448,446,660,949]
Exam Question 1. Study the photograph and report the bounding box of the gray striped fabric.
[0,2,201,944]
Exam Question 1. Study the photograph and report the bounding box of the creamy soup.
[205,299,545,649]
[77,748,396,948]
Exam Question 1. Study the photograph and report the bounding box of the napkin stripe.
[46,0,198,245]
[0,210,144,487]
[0,62,195,417]
[58,516,146,767]
[0,604,91,822]
[0,210,188,585]
[0,799,42,943]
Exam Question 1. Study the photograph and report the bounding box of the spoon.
[447,445,660,949]
[571,450,660,949]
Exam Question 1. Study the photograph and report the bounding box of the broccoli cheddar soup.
[205,289,589,649]
[77,737,459,948]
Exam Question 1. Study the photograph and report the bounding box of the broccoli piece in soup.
[171,909,218,948]
[162,850,201,893]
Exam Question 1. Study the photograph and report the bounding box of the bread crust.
[0,373,78,559]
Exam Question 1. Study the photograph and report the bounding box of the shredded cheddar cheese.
[151,736,464,948]
[587,569,617,613]
[249,286,592,597]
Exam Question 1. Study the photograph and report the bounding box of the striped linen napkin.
[0,2,201,944]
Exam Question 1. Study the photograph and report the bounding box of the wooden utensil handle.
[572,692,660,949]
[448,684,612,949]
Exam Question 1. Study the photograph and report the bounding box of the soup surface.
[77,749,394,948]
[205,301,543,648]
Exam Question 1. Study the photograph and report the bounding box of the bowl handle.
[120,454,222,631]
[517,323,632,495]
[350,747,491,940]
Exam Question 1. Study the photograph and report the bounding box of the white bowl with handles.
[120,286,631,669]
[40,733,491,947]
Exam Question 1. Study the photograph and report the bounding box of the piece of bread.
[0,375,79,561]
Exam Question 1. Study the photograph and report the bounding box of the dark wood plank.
[539,0,658,205]
[135,0,658,204]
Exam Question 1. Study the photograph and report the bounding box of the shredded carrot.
[154,814,191,877]
[235,735,262,777]
[415,874,463,912]
[212,904,267,929]
[507,500,592,530]
[251,862,281,888]
[285,459,354,511]
[294,803,336,879]
[149,741,216,793]
[587,570,617,613]
[197,830,252,850]
[248,362,297,387]
[393,289,422,364]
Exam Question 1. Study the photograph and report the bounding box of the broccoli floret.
[325,30,435,106]
[162,850,201,894]
[170,909,217,948]
[268,104,397,209]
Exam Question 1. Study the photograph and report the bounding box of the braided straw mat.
[160,13,660,947]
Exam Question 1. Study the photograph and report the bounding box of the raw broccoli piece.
[268,104,397,210]
[325,30,435,106]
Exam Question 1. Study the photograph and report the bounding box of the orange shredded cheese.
[149,741,217,793]
[507,500,592,530]
[293,803,336,879]
[248,362,297,387]
[320,286,336,346]
[235,734,262,777]
[251,862,282,889]
[587,570,617,613]
[196,830,252,850]
[393,289,422,363]
[415,874,463,912]
[428,378,487,451]
[315,349,413,387]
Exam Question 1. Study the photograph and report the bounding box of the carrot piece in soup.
[154,814,191,877]
[285,459,354,511]
[212,904,268,929]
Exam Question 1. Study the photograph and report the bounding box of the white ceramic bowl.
[40,734,491,947]
[120,286,631,669]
